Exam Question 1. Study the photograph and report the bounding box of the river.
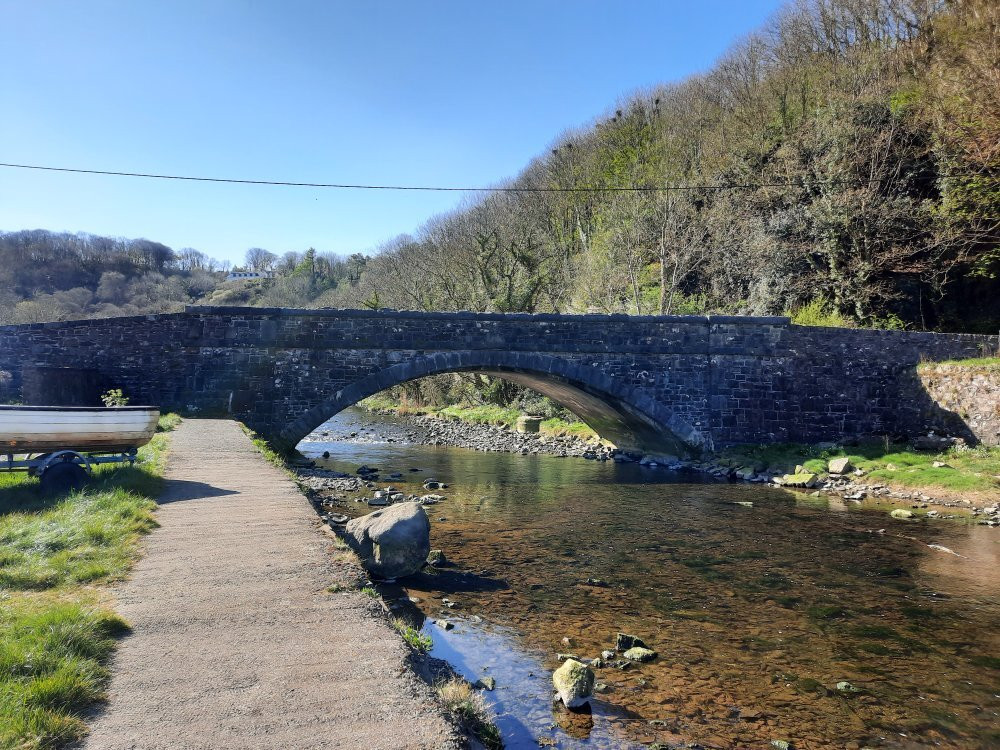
[299,408,1000,750]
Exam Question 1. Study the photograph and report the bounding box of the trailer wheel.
[40,461,88,495]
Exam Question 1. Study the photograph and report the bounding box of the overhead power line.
[0,160,994,194]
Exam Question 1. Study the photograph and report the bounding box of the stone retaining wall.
[917,363,1000,445]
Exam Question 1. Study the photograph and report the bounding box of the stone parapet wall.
[0,307,994,452]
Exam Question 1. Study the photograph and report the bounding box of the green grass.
[0,415,177,748]
[0,594,129,749]
[358,394,400,412]
[360,396,601,442]
[0,487,159,590]
[918,356,1000,369]
[391,619,433,653]
[0,435,170,590]
[721,440,1000,496]
[539,417,599,441]
[157,412,183,432]
[238,423,293,474]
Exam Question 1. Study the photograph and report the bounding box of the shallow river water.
[301,409,1000,750]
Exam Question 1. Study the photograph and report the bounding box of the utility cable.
[0,160,995,194]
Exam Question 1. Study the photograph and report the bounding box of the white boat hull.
[0,406,160,453]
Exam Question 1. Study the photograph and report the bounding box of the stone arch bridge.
[0,306,990,455]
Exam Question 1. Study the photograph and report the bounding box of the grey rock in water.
[552,658,595,708]
[623,646,657,662]
[426,549,447,567]
[342,502,430,579]
[827,457,852,474]
[616,632,647,651]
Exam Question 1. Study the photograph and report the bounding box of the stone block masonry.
[917,362,1000,445]
[0,306,992,454]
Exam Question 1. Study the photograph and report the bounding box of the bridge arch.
[279,351,707,456]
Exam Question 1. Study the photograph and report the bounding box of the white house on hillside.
[226,270,273,281]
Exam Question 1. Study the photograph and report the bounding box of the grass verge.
[238,423,293,475]
[0,415,178,749]
[918,356,1000,369]
[720,440,1000,497]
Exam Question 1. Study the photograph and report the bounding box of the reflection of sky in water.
[301,409,1000,749]
[422,617,645,749]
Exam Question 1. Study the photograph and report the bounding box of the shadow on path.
[158,479,239,504]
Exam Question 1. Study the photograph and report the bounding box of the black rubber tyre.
[40,461,88,495]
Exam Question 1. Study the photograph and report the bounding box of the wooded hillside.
[344,0,999,332]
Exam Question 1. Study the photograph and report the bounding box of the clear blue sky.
[0,0,782,266]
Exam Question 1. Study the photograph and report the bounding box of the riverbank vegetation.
[0,415,177,749]
[366,383,1000,503]
[361,393,600,442]
[721,440,1000,498]
[434,678,503,750]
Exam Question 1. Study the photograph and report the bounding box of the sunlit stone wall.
[0,306,992,453]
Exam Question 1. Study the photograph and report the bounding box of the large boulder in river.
[553,658,595,708]
[343,502,430,579]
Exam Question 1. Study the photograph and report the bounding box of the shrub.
[100,388,129,407]
[788,299,853,328]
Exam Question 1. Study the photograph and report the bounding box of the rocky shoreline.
[307,409,616,459]
[303,410,1000,525]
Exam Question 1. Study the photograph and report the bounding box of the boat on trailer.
[0,405,160,494]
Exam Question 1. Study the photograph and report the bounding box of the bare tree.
[245,247,277,273]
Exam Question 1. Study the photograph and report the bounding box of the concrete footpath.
[83,419,461,750]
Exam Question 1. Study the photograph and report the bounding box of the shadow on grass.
[0,459,164,517]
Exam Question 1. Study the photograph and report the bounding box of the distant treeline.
[0,230,366,324]
[340,0,999,332]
